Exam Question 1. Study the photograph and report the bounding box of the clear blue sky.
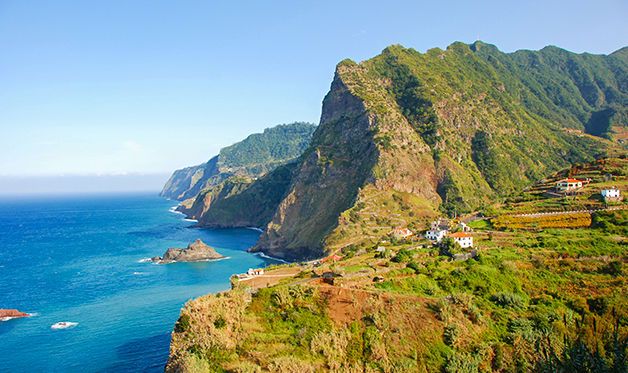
[1,0,626,178]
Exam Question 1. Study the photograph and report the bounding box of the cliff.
[160,122,316,201]
[252,42,625,260]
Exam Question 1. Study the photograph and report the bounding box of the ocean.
[0,193,273,372]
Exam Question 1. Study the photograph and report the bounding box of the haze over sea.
[0,193,272,371]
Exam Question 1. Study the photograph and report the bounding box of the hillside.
[251,41,626,260]
[166,166,627,372]
[160,122,316,201]
[165,41,628,372]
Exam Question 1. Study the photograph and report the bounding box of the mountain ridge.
[160,122,316,201]
[252,41,624,260]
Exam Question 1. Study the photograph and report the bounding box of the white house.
[426,229,448,242]
[247,268,264,276]
[449,232,473,248]
[601,187,621,201]
[426,219,450,242]
[556,178,583,192]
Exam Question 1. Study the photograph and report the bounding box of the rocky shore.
[151,239,225,264]
[0,309,29,321]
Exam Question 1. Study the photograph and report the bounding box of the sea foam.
[168,206,185,216]
[255,252,290,263]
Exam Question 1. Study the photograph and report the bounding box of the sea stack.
[151,239,225,263]
[0,309,29,321]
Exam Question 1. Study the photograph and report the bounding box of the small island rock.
[152,239,225,263]
[0,309,29,321]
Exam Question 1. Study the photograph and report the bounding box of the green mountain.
[249,41,626,260]
[160,122,316,201]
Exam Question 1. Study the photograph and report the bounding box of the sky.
[0,0,626,192]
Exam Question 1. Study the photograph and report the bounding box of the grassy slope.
[167,157,626,372]
[167,217,627,372]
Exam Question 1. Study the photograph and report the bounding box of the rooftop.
[449,232,472,238]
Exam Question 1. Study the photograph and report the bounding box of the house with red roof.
[321,254,343,263]
[391,227,413,239]
[556,178,583,192]
[449,231,473,248]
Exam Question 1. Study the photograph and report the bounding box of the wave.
[132,271,148,275]
[183,218,198,223]
[246,227,264,232]
[157,256,231,265]
[1,316,22,322]
[137,258,153,263]
[255,252,290,264]
[168,206,185,216]
[51,321,79,330]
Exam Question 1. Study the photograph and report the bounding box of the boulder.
[152,239,225,263]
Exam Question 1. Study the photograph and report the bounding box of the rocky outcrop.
[0,309,29,321]
[253,70,380,260]
[152,239,225,263]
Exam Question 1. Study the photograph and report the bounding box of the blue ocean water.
[0,193,272,372]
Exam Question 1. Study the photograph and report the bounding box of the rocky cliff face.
[253,73,380,259]
[160,156,220,201]
[180,162,297,229]
[252,42,625,260]
[160,122,316,201]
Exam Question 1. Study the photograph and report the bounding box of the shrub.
[213,316,227,328]
[507,318,537,342]
[491,292,527,310]
[391,249,412,263]
[443,324,460,347]
[406,261,421,274]
[445,351,481,373]
[599,260,622,276]
[175,313,191,333]
[587,297,608,315]
[310,329,351,370]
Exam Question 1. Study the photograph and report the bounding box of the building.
[247,268,264,276]
[556,178,583,192]
[458,222,472,232]
[321,271,342,285]
[426,228,448,242]
[601,187,621,201]
[425,219,450,242]
[391,227,413,239]
[449,232,473,248]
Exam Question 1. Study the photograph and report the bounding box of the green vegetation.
[218,122,317,172]
[168,219,627,372]
[160,122,315,200]
[251,41,625,260]
[165,42,627,371]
